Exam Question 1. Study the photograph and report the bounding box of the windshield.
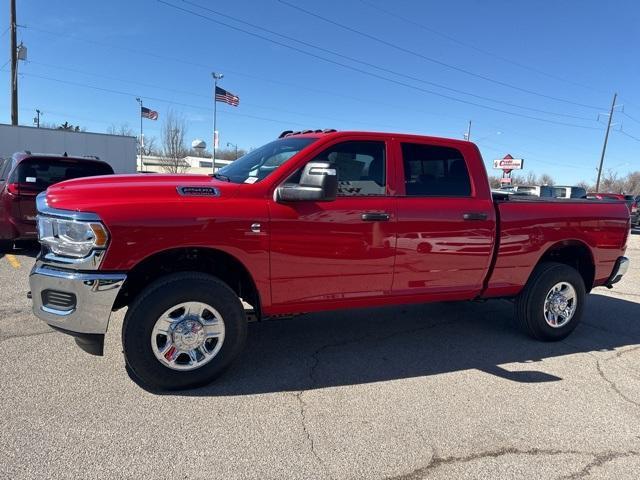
[217,137,317,184]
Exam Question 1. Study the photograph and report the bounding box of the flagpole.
[212,72,223,174]
[136,97,143,173]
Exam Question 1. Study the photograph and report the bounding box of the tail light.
[6,182,19,195]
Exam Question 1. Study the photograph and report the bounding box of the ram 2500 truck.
[29,130,630,390]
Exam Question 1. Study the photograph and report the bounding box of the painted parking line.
[5,254,21,269]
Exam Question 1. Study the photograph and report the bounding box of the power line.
[181,0,597,120]
[622,111,640,125]
[357,0,606,95]
[156,0,601,130]
[275,0,604,111]
[618,129,640,143]
[25,25,592,128]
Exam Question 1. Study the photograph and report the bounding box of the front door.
[269,139,396,307]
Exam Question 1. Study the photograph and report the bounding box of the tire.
[122,272,247,390]
[515,262,585,341]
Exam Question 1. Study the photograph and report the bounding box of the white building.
[137,155,233,174]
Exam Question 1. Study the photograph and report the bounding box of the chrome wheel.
[543,282,577,328]
[151,301,226,371]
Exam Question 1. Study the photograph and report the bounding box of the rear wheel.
[122,272,247,390]
[515,262,585,341]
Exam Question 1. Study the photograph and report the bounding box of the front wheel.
[122,272,247,390]
[515,262,586,341]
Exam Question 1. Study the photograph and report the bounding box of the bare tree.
[214,147,247,160]
[539,173,554,186]
[160,110,188,173]
[107,123,135,136]
[141,135,159,156]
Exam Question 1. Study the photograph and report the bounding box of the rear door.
[392,139,495,298]
[269,137,397,306]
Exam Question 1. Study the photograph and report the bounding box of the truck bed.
[483,194,630,298]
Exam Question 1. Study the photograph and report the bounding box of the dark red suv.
[0,152,114,250]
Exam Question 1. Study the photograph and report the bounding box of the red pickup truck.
[29,130,630,390]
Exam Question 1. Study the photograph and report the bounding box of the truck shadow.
[138,292,640,396]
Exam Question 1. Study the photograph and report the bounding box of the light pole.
[227,142,238,159]
[33,109,41,128]
[212,72,224,173]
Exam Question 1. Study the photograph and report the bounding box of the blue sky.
[1,0,639,183]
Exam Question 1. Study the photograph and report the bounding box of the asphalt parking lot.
[1,233,640,479]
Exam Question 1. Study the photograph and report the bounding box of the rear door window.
[401,143,471,196]
[11,159,114,190]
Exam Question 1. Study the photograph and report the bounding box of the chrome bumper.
[605,256,629,287]
[29,262,126,335]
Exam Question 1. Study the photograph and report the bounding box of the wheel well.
[538,242,595,292]
[113,248,261,317]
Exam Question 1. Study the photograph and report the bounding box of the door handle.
[463,212,488,221]
[361,212,390,222]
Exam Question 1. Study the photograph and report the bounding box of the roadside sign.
[499,177,512,184]
[493,156,524,170]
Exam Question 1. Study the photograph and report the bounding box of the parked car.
[514,185,555,197]
[631,196,639,227]
[552,185,587,199]
[0,152,114,250]
[29,130,630,390]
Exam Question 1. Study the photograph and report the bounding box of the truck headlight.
[38,216,109,258]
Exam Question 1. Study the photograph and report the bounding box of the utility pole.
[34,109,41,128]
[10,0,18,125]
[464,120,472,141]
[227,142,238,159]
[595,93,617,193]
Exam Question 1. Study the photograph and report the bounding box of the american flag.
[215,86,240,107]
[141,106,158,120]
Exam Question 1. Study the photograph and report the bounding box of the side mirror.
[277,161,338,202]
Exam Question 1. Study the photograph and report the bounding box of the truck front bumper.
[29,262,126,355]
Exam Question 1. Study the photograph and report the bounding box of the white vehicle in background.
[552,185,587,199]
[513,185,555,197]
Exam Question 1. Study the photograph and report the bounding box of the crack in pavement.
[291,390,332,479]
[562,339,640,411]
[384,447,639,480]
[595,360,640,409]
[288,310,506,477]
[384,447,584,480]
[557,450,640,479]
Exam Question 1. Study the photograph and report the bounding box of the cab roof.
[277,129,476,148]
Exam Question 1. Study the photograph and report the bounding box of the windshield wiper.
[212,173,231,182]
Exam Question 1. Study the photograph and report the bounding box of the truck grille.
[41,289,77,311]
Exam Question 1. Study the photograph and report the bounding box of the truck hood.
[45,174,240,213]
